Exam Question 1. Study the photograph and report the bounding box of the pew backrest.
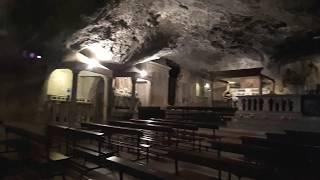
[81,122,143,137]
[109,121,174,133]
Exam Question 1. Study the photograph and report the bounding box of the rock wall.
[275,54,320,94]
[148,62,171,107]
[175,69,211,106]
[0,62,49,134]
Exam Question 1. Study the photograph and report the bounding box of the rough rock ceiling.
[66,0,320,71]
[4,0,320,72]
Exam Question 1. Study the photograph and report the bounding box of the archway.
[47,69,109,125]
[78,70,108,123]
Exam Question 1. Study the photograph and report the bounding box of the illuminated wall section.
[47,69,73,97]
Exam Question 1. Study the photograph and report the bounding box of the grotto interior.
[1,0,320,179]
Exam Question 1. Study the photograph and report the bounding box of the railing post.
[259,98,264,111]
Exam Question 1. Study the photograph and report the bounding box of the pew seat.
[178,170,218,180]
[72,146,114,162]
[169,149,269,180]
[106,156,182,180]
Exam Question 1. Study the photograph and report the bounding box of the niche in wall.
[47,69,73,99]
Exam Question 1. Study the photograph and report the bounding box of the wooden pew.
[129,119,202,150]
[81,122,144,136]
[81,122,145,160]
[283,130,320,177]
[129,119,198,131]
[0,156,25,178]
[140,118,222,151]
[209,140,278,164]
[148,118,220,135]
[285,130,320,146]
[165,106,236,125]
[168,149,269,180]
[49,125,115,176]
[4,124,70,179]
[108,121,176,160]
[47,124,69,152]
[108,121,174,147]
[105,156,182,180]
[109,121,174,134]
[242,135,320,179]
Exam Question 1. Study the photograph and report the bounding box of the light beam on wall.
[204,83,210,89]
[83,43,114,61]
[139,70,148,78]
[76,52,109,70]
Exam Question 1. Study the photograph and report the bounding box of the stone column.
[148,62,171,107]
[210,79,214,107]
[69,69,80,127]
[259,75,263,95]
[131,77,137,112]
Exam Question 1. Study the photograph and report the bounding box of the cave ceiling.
[5,0,320,72]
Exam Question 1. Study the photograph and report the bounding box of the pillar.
[210,79,214,107]
[259,75,263,95]
[131,77,137,112]
[69,69,80,127]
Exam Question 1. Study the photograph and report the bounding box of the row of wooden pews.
[126,118,271,179]
[165,106,236,126]
[168,149,270,180]
[119,116,320,180]
[1,124,70,179]
[47,125,114,177]
[239,130,320,179]
[128,118,223,151]
[107,120,176,161]
[82,121,249,179]
[49,124,183,180]
[7,119,320,180]
[80,122,145,160]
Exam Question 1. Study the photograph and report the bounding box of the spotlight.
[139,70,148,78]
[83,43,114,61]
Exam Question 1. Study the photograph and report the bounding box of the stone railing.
[237,95,301,113]
[47,101,94,126]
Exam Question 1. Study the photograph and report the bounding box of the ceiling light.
[139,70,148,78]
[228,81,236,84]
[86,43,113,61]
[76,52,109,70]
[87,63,95,70]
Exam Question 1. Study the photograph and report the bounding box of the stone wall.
[47,69,73,98]
[0,63,49,135]
[145,62,171,107]
[274,54,320,94]
[175,69,211,106]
